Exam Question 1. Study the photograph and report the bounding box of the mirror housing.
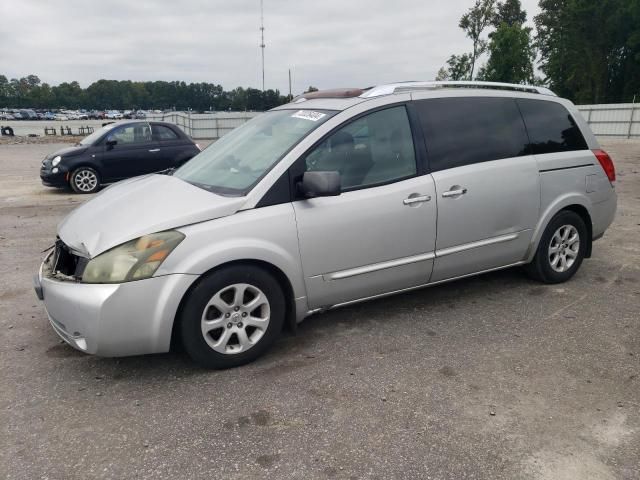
[105,137,117,148]
[299,171,341,198]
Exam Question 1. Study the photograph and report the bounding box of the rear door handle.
[442,188,467,198]
[148,148,160,153]
[403,194,431,205]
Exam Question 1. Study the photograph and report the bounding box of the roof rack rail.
[359,81,556,98]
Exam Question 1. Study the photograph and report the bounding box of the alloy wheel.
[73,170,98,192]
[548,224,580,273]
[200,283,271,354]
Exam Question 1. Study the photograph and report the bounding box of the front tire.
[70,167,100,194]
[180,265,285,369]
[525,210,588,283]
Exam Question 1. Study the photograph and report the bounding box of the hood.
[58,174,247,258]
[45,145,88,160]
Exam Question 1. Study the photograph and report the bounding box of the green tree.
[479,23,534,83]
[0,73,290,111]
[480,0,534,84]
[435,53,474,80]
[0,75,9,105]
[459,0,496,79]
[492,0,526,27]
[535,0,637,103]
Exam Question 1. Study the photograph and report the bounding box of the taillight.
[592,149,615,184]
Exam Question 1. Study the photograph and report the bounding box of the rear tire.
[524,210,588,284]
[180,265,285,369]
[70,167,100,194]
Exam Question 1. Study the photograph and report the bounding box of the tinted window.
[152,125,179,140]
[416,97,529,171]
[304,106,417,189]
[108,124,151,145]
[517,99,588,154]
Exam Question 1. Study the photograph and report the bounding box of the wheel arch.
[170,259,298,351]
[69,163,103,182]
[528,196,593,262]
[562,204,593,258]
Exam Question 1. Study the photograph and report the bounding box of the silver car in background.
[34,81,617,368]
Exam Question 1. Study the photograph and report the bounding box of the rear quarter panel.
[529,150,616,261]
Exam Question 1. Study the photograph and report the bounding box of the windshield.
[174,109,336,195]
[79,123,116,146]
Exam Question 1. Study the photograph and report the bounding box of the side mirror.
[105,137,117,148]
[299,171,341,198]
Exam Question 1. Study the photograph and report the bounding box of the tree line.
[436,0,640,104]
[0,75,291,111]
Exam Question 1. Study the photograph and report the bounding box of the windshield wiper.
[156,167,176,176]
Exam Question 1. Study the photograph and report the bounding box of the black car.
[40,121,201,193]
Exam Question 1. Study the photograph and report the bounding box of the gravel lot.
[1,140,638,480]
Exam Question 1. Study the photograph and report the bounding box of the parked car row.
[0,108,149,121]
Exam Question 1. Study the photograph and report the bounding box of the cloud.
[1,0,541,95]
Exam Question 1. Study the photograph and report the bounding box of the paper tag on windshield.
[291,110,326,122]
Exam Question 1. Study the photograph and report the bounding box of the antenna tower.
[260,0,265,91]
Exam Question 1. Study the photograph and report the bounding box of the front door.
[291,105,438,308]
[414,96,540,282]
[101,123,158,181]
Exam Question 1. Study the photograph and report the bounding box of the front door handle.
[403,194,431,205]
[442,187,467,198]
[148,148,160,153]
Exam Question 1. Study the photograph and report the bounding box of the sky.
[0,0,541,95]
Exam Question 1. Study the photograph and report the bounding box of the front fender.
[156,204,308,307]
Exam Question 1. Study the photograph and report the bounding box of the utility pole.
[260,0,265,91]
[288,69,292,100]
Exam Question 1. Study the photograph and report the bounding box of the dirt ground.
[0,140,638,480]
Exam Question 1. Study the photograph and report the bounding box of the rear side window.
[517,99,588,154]
[416,97,529,172]
[152,125,179,140]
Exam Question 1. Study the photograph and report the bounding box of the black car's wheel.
[524,210,588,284]
[70,167,100,194]
[180,265,285,369]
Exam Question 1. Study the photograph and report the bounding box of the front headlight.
[52,155,62,166]
[81,230,185,283]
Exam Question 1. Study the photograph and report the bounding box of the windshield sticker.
[291,110,326,122]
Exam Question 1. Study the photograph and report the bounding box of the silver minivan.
[34,81,617,368]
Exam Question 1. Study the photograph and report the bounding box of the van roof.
[277,81,558,112]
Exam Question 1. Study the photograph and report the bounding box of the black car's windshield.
[174,109,336,195]
[78,123,117,146]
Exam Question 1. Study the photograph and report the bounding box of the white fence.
[577,103,639,139]
[145,111,259,140]
[148,103,640,141]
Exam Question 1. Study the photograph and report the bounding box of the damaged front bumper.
[34,250,197,357]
